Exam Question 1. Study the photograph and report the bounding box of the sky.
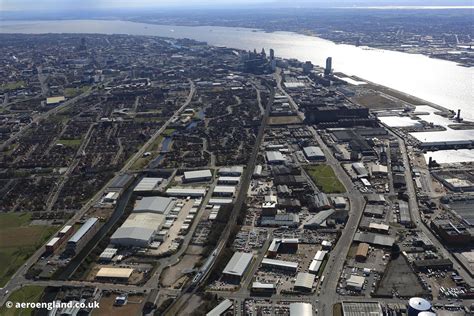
[1,0,473,11]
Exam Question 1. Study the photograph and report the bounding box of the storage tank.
[408,297,432,316]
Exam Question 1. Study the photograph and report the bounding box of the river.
[1,19,473,120]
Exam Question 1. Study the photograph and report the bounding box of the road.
[0,81,196,306]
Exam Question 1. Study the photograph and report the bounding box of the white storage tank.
[408,297,432,316]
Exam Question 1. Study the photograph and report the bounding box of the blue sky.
[1,0,471,11]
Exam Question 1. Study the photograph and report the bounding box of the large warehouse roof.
[261,258,298,270]
[206,299,233,316]
[184,169,212,180]
[289,303,313,316]
[68,217,98,244]
[295,272,315,290]
[303,146,325,159]
[342,302,383,316]
[111,227,155,243]
[134,196,175,214]
[354,232,395,247]
[121,213,165,232]
[166,187,207,197]
[223,252,253,277]
[266,151,285,163]
[96,267,133,279]
[134,177,163,192]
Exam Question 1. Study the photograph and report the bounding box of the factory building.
[430,219,473,245]
[260,213,299,227]
[303,209,335,229]
[261,258,298,272]
[267,238,299,257]
[133,177,163,194]
[217,176,240,185]
[356,243,369,262]
[213,185,236,197]
[166,187,207,197]
[222,252,253,282]
[218,166,243,176]
[289,303,313,316]
[66,217,100,254]
[183,169,212,182]
[294,272,315,292]
[266,151,286,164]
[133,196,175,215]
[251,282,276,295]
[352,163,369,178]
[346,275,365,291]
[95,267,133,282]
[303,146,325,161]
[309,193,332,211]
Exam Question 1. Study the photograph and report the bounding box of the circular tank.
[408,297,432,315]
[418,312,436,316]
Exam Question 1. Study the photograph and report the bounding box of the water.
[1,19,473,120]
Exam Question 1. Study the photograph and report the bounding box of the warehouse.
[66,217,99,254]
[208,198,233,205]
[166,187,206,197]
[99,248,118,262]
[110,227,155,247]
[217,176,241,185]
[399,201,412,226]
[346,275,365,291]
[309,193,332,211]
[356,243,369,262]
[313,250,328,261]
[45,237,61,253]
[309,260,323,274]
[303,146,325,161]
[96,267,134,282]
[368,222,390,234]
[253,165,263,177]
[266,151,286,164]
[364,205,384,218]
[289,303,313,316]
[133,177,163,194]
[267,238,299,257]
[371,164,388,176]
[206,299,233,316]
[352,163,369,178]
[183,169,212,182]
[261,258,298,272]
[133,196,175,215]
[122,213,166,233]
[213,185,236,197]
[354,232,395,247]
[222,252,253,282]
[332,196,347,209]
[303,209,335,228]
[251,282,276,295]
[260,214,299,227]
[218,166,243,176]
[294,272,315,292]
[342,302,383,316]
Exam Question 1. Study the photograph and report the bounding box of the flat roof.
[111,227,155,242]
[121,212,166,231]
[96,267,133,279]
[223,252,253,277]
[347,275,365,288]
[314,250,328,261]
[303,146,325,158]
[68,217,98,244]
[134,177,163,191]
[209,198,233,205]
[184,169,212,180]
[354,232,395,247]
[262,258,298,269]
[342,302,383,316]
[218,166,243,174]
[266,151,285,162]
[59,225,73,234]
[218,176,241,182]
[213,186,236,193]
[252,282,276,289]
[134,196,175,214]
[46,96,65,104]
[46,237,60,247]
[166,187,206,196]
[309,260,322,274]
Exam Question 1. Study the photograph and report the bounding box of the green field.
[0,81,25,92]
[0,286,45,316]
[304,164,346,193]
[57,138,82,147]
[0,213,58,287]
[64,86,89,97]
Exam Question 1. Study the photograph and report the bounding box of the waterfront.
[1,19,473,120]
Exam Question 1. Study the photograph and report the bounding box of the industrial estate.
[0,30,473,316]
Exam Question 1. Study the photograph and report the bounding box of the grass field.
[0,81,25,92]
[0,286,45,316]
[64,86,89,97]
[0,213,58,287]
[57,138,82,147]
[304,164,346,193]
